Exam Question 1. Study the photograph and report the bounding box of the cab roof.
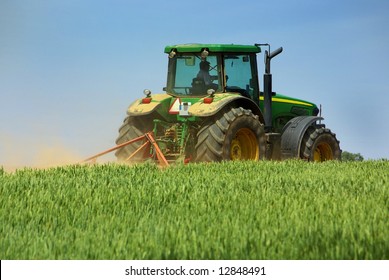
[164,44,261,54]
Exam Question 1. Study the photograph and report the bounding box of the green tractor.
[115,43,341,163]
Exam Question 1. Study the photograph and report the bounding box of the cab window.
[167,54,221,96]
[224,54,257,98]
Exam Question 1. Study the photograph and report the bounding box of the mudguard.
[280,116,324,159]
[127,92,264,124]
[189,94,264,123]
[127,93,171,116]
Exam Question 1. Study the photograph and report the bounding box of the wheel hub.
[314,143,334,161]
[231,139,242,160]
[230,128,259,160]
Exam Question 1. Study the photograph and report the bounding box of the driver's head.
[199,60,210,71]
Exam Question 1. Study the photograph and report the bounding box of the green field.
[1,160,388,259]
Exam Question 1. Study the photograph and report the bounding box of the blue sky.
[1,0,388,167]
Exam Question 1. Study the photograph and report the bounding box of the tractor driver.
[196,60,218,90]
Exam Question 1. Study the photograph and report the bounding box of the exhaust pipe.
[263,46,283,132]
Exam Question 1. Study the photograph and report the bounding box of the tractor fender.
[127,93,171,116]
[189,95,264,123]
[280,116,324,159]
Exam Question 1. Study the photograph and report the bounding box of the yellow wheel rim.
[313,143,334,161]
[230,128,259,160]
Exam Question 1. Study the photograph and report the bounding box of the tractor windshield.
[166,54,222,96]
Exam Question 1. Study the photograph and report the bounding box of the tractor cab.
[165,44,260,103]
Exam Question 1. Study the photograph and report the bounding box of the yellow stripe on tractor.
[260,96,314,107]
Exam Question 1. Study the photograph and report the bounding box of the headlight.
[168,50,176,58]
[207,89,215,97]
[143,89,151,97]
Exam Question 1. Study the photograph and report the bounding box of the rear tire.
[300,126,341,161]
[195,107,266,162]
[115,115,153,161]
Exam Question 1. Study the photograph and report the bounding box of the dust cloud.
[1,134,87,172]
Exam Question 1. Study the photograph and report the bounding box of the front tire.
[300,126,341,161]
[195,107,266,162]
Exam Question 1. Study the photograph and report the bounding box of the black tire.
[115,115,153,161]
[195,107,266,162]
[300,126,341,161]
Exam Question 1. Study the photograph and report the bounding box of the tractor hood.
[265,93,317,108]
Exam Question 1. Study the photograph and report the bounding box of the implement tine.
[82,131,169,166]
[145,132,169,166]
[125,141,150,162]
[82,134,147,163]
